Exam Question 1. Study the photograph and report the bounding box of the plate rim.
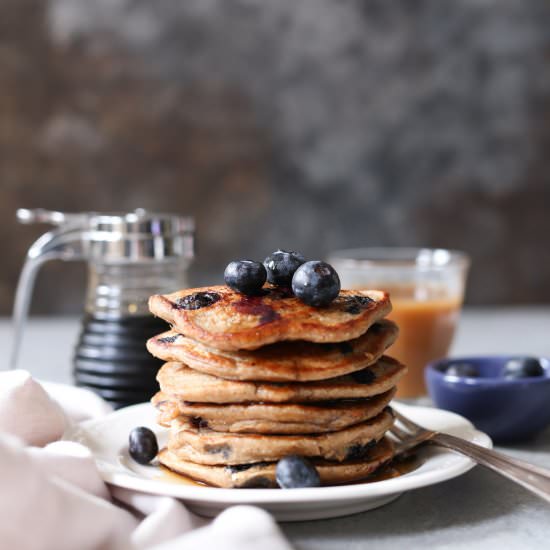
[66,401,492,504]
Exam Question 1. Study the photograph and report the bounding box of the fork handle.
[432,433,550,503]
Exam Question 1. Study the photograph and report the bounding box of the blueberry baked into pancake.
[138,251,408,488]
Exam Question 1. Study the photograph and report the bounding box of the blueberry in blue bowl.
[426,356,550,442]
[502,357,545,379]
[443,362,480,378]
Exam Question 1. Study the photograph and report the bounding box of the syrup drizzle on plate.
[154,453,422,488]
[156,466,206,487]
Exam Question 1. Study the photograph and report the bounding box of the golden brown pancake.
[153,388,396,434]
[158,437,394,488]
[156,356,406,404]
[147,319,398,382]
[148,285,391,351]
[165,409,394,465]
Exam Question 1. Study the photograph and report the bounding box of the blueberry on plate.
[224,260,267,295]
[503,357,544,379]
[292,261,341,307]
[444,363,479,378]
[263,250,306,287]
[129,427,158,465]
[276,455,321,489]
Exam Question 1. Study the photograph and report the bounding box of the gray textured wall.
[1,0,549,314]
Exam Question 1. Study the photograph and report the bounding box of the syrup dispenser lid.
[17,208,194,263]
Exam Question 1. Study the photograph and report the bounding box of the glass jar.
[12,209,194,408]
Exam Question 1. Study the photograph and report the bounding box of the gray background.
[1,0,549,314]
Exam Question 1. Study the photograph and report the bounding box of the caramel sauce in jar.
[385,284,461,398]
[356,283,462,398]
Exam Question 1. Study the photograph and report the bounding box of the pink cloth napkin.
[0,370,293,550]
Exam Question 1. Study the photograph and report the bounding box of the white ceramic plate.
[65,402,491,521]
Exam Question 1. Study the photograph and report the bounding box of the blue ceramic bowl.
[425,356,550,442]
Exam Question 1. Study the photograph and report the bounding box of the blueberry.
[343,295,374,314]
[444,363,479,378]
[129,427,158,465]
[276,455,321,489]
[345,440,376,460]
[157,334,180,344]
[263,250,306,287]
[351,368,377,384]
[174,292,221,310]
[224,260,267,295]
[291,261,341,307]
[503,357,544,379]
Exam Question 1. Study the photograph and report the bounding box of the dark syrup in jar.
[73,314,167,409]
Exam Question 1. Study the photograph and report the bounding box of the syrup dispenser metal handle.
[10,213,87,370]
[17,208,88,227]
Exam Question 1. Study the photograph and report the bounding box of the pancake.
[156,356,406,404]
[158,437,394,488]
[147,319,398,382]
[148,285,391,351]
[165,409,394,465]
[153,387,396,434]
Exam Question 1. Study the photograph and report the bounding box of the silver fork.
[389,407,550,503]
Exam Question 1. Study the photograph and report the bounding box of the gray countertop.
[2,307,550,549]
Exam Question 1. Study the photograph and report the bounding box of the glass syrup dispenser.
[11,208,194,408]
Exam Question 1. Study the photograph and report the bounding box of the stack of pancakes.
[147,285,407,488]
